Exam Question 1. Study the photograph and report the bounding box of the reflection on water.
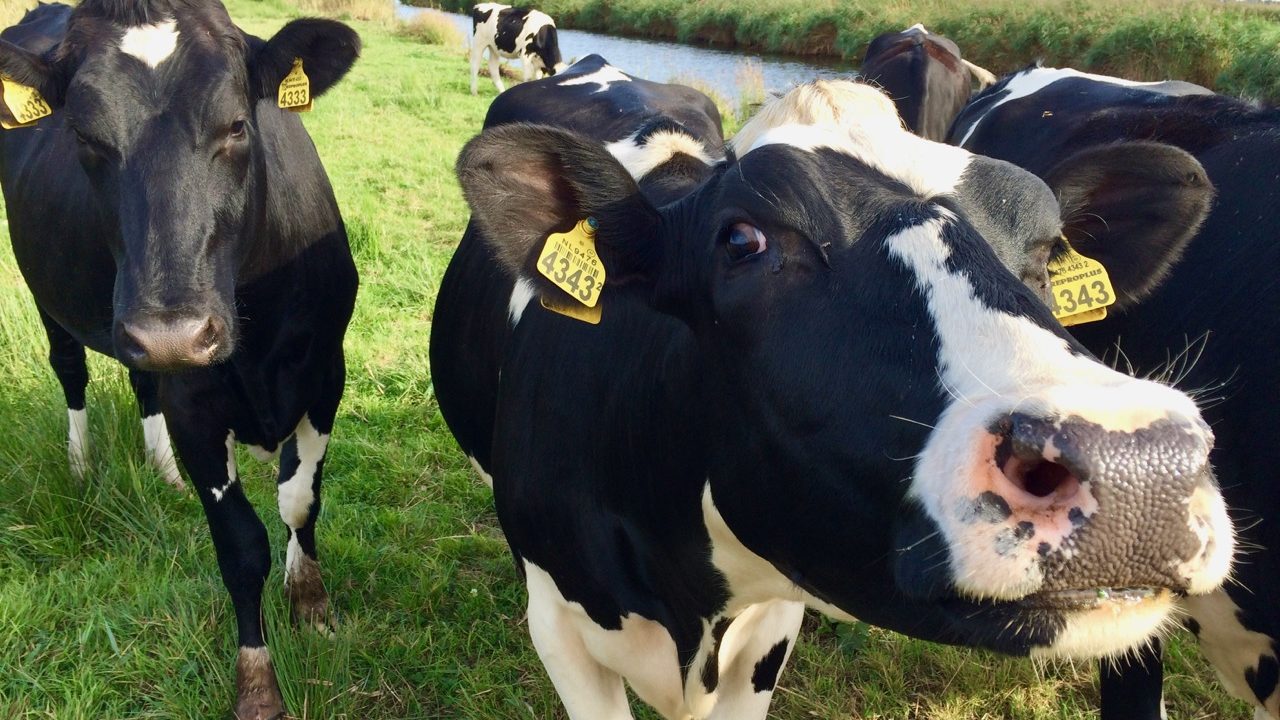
[396,3,855,102]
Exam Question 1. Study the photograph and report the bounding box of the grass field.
[0,0,1257,718]
[417,0,1280,104]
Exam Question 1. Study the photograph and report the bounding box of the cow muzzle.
[114,314,230,371]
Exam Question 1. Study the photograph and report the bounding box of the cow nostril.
[195,317,221,353]
[1019,460,1074,498]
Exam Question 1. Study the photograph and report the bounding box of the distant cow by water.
[0,1,359,717]
[861,24,997,141]
[470,2,563,94]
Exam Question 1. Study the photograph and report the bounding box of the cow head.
[0,0,358,370]
[458,85,1232,658]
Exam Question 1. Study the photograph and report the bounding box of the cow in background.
[951,64,1276,720]
[861,24,997,141]
[0,2,359,717]
[470,2,563,95]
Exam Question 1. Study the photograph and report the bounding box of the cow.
[0,2,359,718]
[950,64,1278,720]
[860,24,997,141]
[432,54,724,484]
[436,77,1234,719]
[470,2,563,95]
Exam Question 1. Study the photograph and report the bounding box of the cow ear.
[1044,141,1213,309]
[0,38,66,109]
[456,123,664,291]
[249,19,360,101]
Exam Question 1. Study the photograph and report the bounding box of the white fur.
[247,444,279,462]
[67,408,88,479]
[468,455,494,489]
[606,129,715,181]
[119,20,179,69]
[559,65,633,94]
[470,3,558,95]
[1184,590,1280,718]
[955,66,1175,147]
[688,601,804,719]
[277,415,327,531]
[210,431,237,502]
[508,277,537,327]
[142,413,184,490]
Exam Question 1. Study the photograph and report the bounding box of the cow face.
[458,120,1233,659]
[0,2,358,370]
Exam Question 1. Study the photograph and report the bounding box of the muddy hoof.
[235,646,286,720]
[287,553,336,636]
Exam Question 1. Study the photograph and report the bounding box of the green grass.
[414,0,1280,103]
[0,0,1256,717]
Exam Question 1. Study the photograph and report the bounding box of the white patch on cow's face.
[954,66,1174,147]
[277,415,327,531]
[467,455,494,488]
[559,64,632,93]
[210,431,238,502]
[67,408,89,479]
[1184,591,1280,718]
[119,20,179,69]
[1179,484,1235,595]
[508,277,537,326]
[141,413,184,490]
[1029,591,1176,659]
[605,129,714,181]
[880,215,1226,602]
[524,559,685,718]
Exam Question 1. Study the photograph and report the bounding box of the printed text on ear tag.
[277,58,312,112]
[1047,243,1116,326]
[0,77,52,129]
[536,217,606,307]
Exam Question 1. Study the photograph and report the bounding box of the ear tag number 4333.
[0,76,52,129]
[277,58,311,112]
[1047,241,1116,327]
[537,217,606,308]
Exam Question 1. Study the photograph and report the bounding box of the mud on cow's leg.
[129,370,185,490]
[166,391,284,720]
[278,357,344,635]
[38,308,90,478]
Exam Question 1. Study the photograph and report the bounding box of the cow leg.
[469,41,482,95]
[128,370,185,490]
[1099,640,1165,720]
[521,58,533,83]
[487,49,506,93]
[166,397,283,720]
[278,358,344,634]
[695,600,804,720]
[38,308,90,478]
[524,561,634,719]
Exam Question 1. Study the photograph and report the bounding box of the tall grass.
[395,8,466,47]
[293,0,393,23]
[414,0,1280,102]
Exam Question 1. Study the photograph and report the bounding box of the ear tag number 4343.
[537,217,606,308]
[277,58,312,112]
[1047,241,1116,327]
[0,76,52,129]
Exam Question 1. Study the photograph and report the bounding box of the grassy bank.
[0,0,1255,717]
[416,0,1280,102]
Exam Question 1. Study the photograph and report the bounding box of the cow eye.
[228,119,247,140]
[725,222,768,261]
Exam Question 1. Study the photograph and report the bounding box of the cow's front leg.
[688,600,804,720]
[129,370,185,490]
[166,402,283,720]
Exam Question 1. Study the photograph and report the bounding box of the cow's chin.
[938,587,1176,659]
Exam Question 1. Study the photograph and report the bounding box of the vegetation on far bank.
[413,0,1280,102]
[0,0,1257,717]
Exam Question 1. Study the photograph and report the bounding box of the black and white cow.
[951,65,1278,720]
[432,54,723,483]
[860,23,997,141]
[436,78,1234,718]
[470,2,563,95]
[0,2,359,718]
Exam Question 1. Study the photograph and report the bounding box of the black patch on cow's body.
[471,5,492,31]
[750,640,789,693]
[1246,653,1279,705]
[1185,617,1201,636]
[492,7,530,53]
[701,616,733,692]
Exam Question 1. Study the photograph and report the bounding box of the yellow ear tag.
[536,217,606,307]
[540,296,603,324]
[0,76,52,129]
[277,58,312,112]
[1047,240,1116,326]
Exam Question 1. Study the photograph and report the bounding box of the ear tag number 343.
[537,217,606,307]
[1047,241,1116,327]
